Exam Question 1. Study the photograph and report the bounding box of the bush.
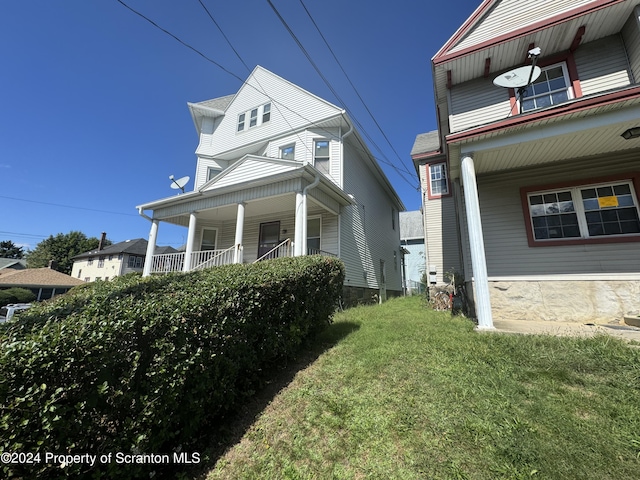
[0,287,36,307]
[0,256,344,479]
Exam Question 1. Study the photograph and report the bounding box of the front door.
[258,221,280,259]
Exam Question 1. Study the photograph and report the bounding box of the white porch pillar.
[183,212,198,272]
[294,191,304,256]
[234,202,245,263]
[460,155,494,330]
[142,219,159,277]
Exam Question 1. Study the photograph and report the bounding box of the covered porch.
[137,165,353,275]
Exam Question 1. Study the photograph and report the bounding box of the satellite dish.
[493,65,541,88]
[169,175,190,193]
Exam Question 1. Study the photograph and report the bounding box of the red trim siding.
[447,86,640,144]
[433,0,625,66]
[519,171,640,247]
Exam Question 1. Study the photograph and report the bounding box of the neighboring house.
[0,259,27,271]
[399,211,426,294]
[416,0,640,328]
[137,66,405,304]
[71,238,178,282]
[0,266,83,301]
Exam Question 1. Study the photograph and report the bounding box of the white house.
[71,238,177,282]
[417,0,640,327]
[136,66,405,304]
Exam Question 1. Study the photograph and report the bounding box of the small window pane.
[281,145,295,160]
[614,184,631,195]
[543,193,557,203]
[315,140,329,157]
[529,195,543,205]
[262,103,271,123]
[597,186,614,197]
[583,198,599,210]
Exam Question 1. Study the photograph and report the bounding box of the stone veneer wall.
[487,280,640,323]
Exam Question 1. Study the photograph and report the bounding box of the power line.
[0,195,138,217]
[116,0,417,190]
[298,0,416,179]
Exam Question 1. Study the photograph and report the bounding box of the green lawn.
[201,295,640,479]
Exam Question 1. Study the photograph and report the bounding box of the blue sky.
[0,0,480,250]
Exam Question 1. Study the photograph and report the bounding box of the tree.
[26,231,111,275]
[0,240,25,259]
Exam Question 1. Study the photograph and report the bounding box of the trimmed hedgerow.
[0,256,344,479]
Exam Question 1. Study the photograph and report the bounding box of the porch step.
[624,314,640,328]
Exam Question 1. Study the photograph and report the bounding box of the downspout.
[137,207,153,223]
[301,173,321,255]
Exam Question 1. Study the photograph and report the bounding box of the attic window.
[237,102,271,132]
[207,166,222,181]
[520,62,573,112]
[262,103,271,123]
[237,113,245,132]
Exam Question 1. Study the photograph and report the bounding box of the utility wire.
[116,0,416,189]
[266,0,418,188]
[298,0,416,180]
[0,195,138,217]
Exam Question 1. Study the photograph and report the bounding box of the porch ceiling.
[447,96,640,179]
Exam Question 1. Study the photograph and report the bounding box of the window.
[307,217,321,253]
[237,113,245,132]
[98,256,105,268]
[207,166,222,181]
[87,257,94,266]
[428,163,449,197]
[262,103,271,123]
[249,108,258,128]
[521,62,573,112]
[314,140,330,175]
[280,144,295,161]
[201,228,218,251]
[128,256,144,268]
[392,208,396,230]
[525,179,640,243]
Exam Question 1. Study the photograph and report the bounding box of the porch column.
[142,219,159,277]
[460,154,494,330]
[234,202,245,263]
[294,191,304,256]
[183,212,198,272]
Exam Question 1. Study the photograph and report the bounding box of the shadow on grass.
[181,320,361,480]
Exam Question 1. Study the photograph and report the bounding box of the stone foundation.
[487,280,640,323]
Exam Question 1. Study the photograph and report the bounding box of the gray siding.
[450,76,512,133]
[622,7,640,84]
[574,35,631,96]
[465,153,640,279]
[341,141,403,291]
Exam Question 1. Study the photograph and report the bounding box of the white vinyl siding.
[462,152,640,279]
[340,141,402,291]
[195,157,228,190]
[574,35,631,96]
[203,157,298,190]
[195,67,343,159]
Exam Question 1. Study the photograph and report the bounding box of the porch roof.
[136,163,355,223]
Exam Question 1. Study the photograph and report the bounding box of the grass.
[198,295,640,479]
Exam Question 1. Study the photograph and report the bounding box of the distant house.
[0,266,83,301]
[418,0,640,327]
[71,238,178,282]
[136,66,405,304]
[399,211,426,294]
[0,259,27,271]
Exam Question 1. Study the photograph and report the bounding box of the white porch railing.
[253,238,294,263]
[149,246,240,274]
[192,245,239,270]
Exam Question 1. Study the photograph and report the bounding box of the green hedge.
[0,256,344,479]
[0,287,36,307]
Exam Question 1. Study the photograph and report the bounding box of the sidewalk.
[484,318,640,343]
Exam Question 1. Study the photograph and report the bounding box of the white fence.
[150,246,240,274]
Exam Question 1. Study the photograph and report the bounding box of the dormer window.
[280,144,295,161]
[237,103,271,132]
[520,62,573,112]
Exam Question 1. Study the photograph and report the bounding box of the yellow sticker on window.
[598,196,619,208]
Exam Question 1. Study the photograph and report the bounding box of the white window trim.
[520,62,574,113]
[207,166,223,182]
[200,227,219,251]
[526,180,640,242]
[280,144,295,161]
[428,162,449,197]
[313,139,330,174]
[307,215,322,253]
[237,103,271,133]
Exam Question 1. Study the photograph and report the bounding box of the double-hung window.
[249,108,258,128]
[521,62,573,112]
[237,103,271,132]
[428,162,449,197]
[525,180,640,243]
[262,103,271,123]
[314,140,330,175]
[237,113,245,132]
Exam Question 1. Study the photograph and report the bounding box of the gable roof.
[0,267,84,288]
[0,259,27,270]
[73,239,177,260]
[411,131,441,157]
